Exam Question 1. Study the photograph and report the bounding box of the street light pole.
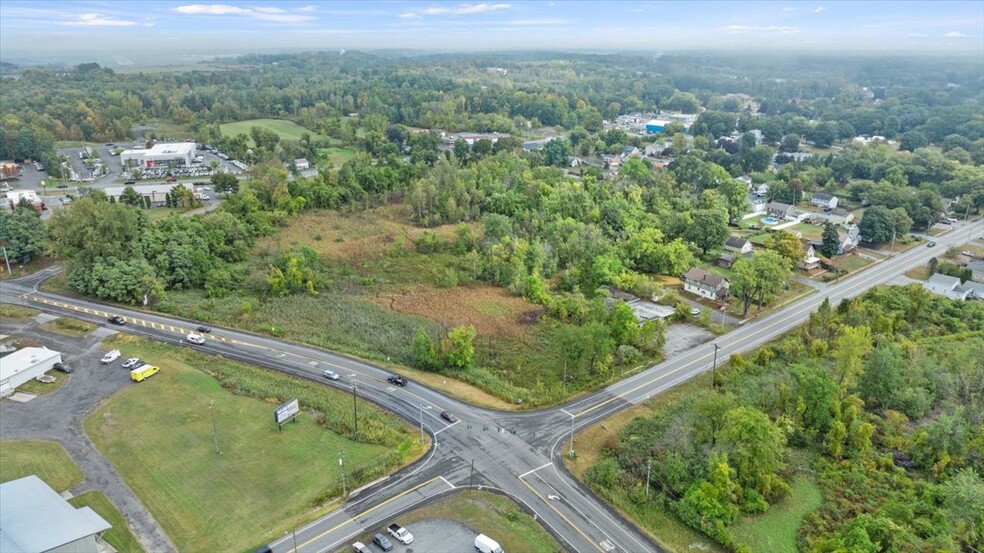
[419,404,425,444]
[711,343,720,389]
[339,451,347,498]
[563,360,568,398]
[646,455,652,498]
[209,400,220,454]
[1,246,10,276]
[352,380,358,439]
[568,412,575,459]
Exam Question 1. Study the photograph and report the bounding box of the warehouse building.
[645,119,671,134]
[0,475,112,553]
[121,142,197,168]
[103,182,194,206]
[0,346,62,397]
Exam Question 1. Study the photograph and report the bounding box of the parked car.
[387,375,408,387]
[927,241,937,247]
[186,333,206,345]
[196,326,212,333]
[440,411,458,423]
[53,362,73,374]
[323,370,340,380]
[108,315,126,325]
[372,533,393,552]
[387,523,413,545]
[101,350,121,364]
[351,542,369,553]
[121,358,142,369]
[690,308,701,316]
[475,533,504,553]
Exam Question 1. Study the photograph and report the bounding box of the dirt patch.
[371,285,542,338]
[255,205,476,266]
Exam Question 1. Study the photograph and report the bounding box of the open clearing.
[0,440,83,492]
[220,119,324,142]
[730,474,823,553]
[85,336,416,553]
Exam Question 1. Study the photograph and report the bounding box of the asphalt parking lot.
[338,519,476,553]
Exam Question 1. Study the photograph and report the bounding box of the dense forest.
[584,287,984,552]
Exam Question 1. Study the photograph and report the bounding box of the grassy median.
[86,335,427,553]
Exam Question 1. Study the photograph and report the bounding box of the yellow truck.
[130,364,160,382]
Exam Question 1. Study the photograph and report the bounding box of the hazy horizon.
[2,0,983,67]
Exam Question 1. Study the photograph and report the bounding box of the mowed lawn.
[730,475,823,552]
[69,491,145,553]
[84,360,392,552]
[220,119,324,142]
[0,440,83,492]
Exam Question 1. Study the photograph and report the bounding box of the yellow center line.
[292,476,445,552]
[519,475,606,553]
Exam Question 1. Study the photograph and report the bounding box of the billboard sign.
[274,398,300,427]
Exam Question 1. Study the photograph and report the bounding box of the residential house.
[603,154,622,168]
[724,237,752,255]
[767,202,796,220]
[568,156,585,168]
[755,183,769,197]
[799,243,820,270]
[748,195,768,215]
[294,158,310,171]
[622,145,640,158]
[683,267,730,301]
[737,175,753,188]
[810,193,838,210]
[963,280,984,299]
[966,259,984,282]
[599,286,675,323]
[822,208,855,226]
[644,143,663,157]
[922,273,973,301]
[717,253,737,268]
[809,227,858,256]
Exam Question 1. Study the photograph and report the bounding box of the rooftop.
[684,267,727,287]
[0,475,111,553]
[0,347,60,382]
[122,142,196,157]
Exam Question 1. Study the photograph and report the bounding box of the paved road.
[1,219,980,553]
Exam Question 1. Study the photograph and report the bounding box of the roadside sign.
[274,398,300,429]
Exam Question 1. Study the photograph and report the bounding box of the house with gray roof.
[810,192,838,210]
[683,267,730,301]
[966,259,984,282]
[0,475,111,553]
[922,273,973,301]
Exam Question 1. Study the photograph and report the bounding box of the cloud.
[814,6,826,13]
[174,4,316,23]
[508,19,573,26]
[60,13,137,27]
[296,5,317,12]
[400,3,512,18]
[944,31,966,38]
[782,7,795,12]
[725,25,799,35]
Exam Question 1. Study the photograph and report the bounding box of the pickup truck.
[387,524,413,545]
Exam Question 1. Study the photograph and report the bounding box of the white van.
[475,534,503,553]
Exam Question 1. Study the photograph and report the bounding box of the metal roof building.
[0,347,62,398]
[121,142,197,168]
[0,475,111,553]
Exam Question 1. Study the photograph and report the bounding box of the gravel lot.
[0,315,177,553]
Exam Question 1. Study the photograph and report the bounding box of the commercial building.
[5,190,45,213]
[0,475,111,553]
[121,142,197,168]
[645,119,671,134]
[104,182,194,206]
[0,346,62,397]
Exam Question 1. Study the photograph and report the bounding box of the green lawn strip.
[87,335,424,552]
[42,317,96,336]
[68,491,145,553]
[146,206,195,221]
[220,119,324,142]
[16,370,71,395]
[0,440,83,492]
[359,490,563,553]
[730,474,822,552]
[829,254,873,274]
[0,303,39,318]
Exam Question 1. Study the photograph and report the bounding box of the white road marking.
[519,462,553,479]
[438,476,456,489]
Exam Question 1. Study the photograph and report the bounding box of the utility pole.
[563,360,568,398]
[890,228,896,258]
[470,459,475,488]
[568,412,575,459]
[209,400,220,454]
[339,451,347,498]
[645,455,652,497]
[1,246,10,276]
[419,404,425,444]
[352,379,358,439]
[711,343,720,389]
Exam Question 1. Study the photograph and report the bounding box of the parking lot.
[338,519,477,553]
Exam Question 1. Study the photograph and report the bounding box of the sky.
[1,1,983,65]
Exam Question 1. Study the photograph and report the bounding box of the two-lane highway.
[1,219,979,553]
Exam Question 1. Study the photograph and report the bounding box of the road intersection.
[1,220,979,553]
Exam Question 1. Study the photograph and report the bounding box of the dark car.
[440,411,458,423]
[387,375,408,387]
[372,534,393,552]
[108,315,126,325]
[124,179,136,185]
[927,241,937,247]
[53,362,73,374]
[196,326,212,333]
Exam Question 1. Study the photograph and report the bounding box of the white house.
[683,267,730,301]
[0,347,62,398]
[724,237,752,255]
[767,202,797,220]
[0,475,112,553]
[966,260,984,282]
[799,243,821,270]
[810,193,838,210]
[294,158,310,171]
[922,273,973,301]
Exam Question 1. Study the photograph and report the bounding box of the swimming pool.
[762,217,779,224]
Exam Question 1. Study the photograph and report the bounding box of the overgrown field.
[220,119,325,142]
[88,335,427,553]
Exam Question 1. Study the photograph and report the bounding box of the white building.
[0,475,111,553]
[683,268,730,301]
[104,182,194,206]
[121,142,197,168]
[294,158,310,171]
[0,347,62,397]
[922,273,974,301]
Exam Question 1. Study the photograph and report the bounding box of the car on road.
[196,326,212,333]
[440,411,458,423]
[108,315,126,325]
[121,358,142,369]
[690,308,701,316]
[351,543,369,553]
[124,179,136,185]
[53,362,73,374]
[387,375,408,387]
[101,350,121,364]
[186,333,206,345]
[927,241,937,247]
[372,534,393,552]
[322,370,340,380]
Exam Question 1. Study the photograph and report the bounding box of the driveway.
[0,316,177,553]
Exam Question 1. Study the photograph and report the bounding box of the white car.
[322,370,340,380]
[690,308,701,316]
[186,333,206,345]
[121,358,142,369]
[101,350,121,364]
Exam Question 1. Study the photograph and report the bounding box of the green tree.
[211,172,239,194]
[607,301,639,346]
[820,223,841,257]
[765,230,805,266]
[899,130,928,152]
[412,328,440,371]
[858,341,904,408]
[858,205,897,243]
[0,208,47,263]
[685,209,729,255]
[717,178,752,222]
[717,406,788,499]
[832,325,873,389]
[942,468,984,547]
[792,364,840,439]
[731,250,793,316]
[443,325,476,370]
[119,186,143,208]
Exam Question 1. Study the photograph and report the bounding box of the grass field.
[730,474,823,553]
[42,317,96,336]
[828,253,873,274]
[0,304,39,318]
[0,440,83,492]
[348,490,562,553]
[69,491,145,553]
[220,119,324,142]
[17,370,71,395]
[86,335,423,552]
[318,146,358,166]
[146,206,196,221]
